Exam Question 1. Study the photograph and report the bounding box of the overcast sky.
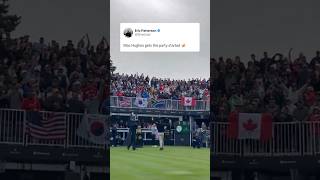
[9,0,109,44]
[212,0,320,61]
[111,0,210,80]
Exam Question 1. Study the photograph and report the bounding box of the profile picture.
[123,28,133,38]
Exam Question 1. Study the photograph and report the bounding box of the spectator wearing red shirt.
[116,90,124,97]
[309,106,320,136]
[159,84,164,93]
[82,79,98,100]
[304,86,316,106]
[21,91,41,111]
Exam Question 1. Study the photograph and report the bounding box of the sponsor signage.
[0,145,107,165]
[212,155,320,171]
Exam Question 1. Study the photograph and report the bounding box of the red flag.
[181,97,196,107]
[227,111,239,139]
[228,112,272,141]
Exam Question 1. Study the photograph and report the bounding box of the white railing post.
[131,97,134,108]
[312,121,316,155]
[116,96,119,107]
[272,122,275,155]
[65,112,68,149]
[23,110,27,147]
[3,110,7,142]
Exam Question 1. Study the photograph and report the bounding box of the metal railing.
[0,109,24,145]
[113,128,176,142]
[0,109,106,149]
[110,96,210,111]
[212,121,320,156]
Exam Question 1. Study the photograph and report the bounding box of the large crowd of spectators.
[6,34,320,124]
[211,50,320,122]
[111,73,210,100]
[0,34,210,115]
[0,34,110,114]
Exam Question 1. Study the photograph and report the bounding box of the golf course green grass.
[110,146,210,180]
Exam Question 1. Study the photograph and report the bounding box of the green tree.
[0,0,21,38]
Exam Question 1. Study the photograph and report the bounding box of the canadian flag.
[228,112,272,141]
[181,97,196,106]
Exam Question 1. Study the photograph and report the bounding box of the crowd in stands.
[0,34,110,114]
[0,34,210,115]
[211,50,320,122]
[111,73,210,100]
[7,34,320,124]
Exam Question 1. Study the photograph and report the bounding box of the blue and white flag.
[134,97,148,108]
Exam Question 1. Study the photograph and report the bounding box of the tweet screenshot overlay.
[120,23,200,52]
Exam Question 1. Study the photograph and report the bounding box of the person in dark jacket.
[111,124,118,147]
[157,120,165,150]
[127,112,137,150]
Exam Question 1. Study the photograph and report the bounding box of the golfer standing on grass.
[157,120,165,150]
[127,112,138,150]
[151,122,158,147]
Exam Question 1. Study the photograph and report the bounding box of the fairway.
[110,146,210,180]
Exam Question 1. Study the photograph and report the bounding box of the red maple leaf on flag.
[243,119,257,131]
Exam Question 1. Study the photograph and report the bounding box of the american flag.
[26,111,66,139]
